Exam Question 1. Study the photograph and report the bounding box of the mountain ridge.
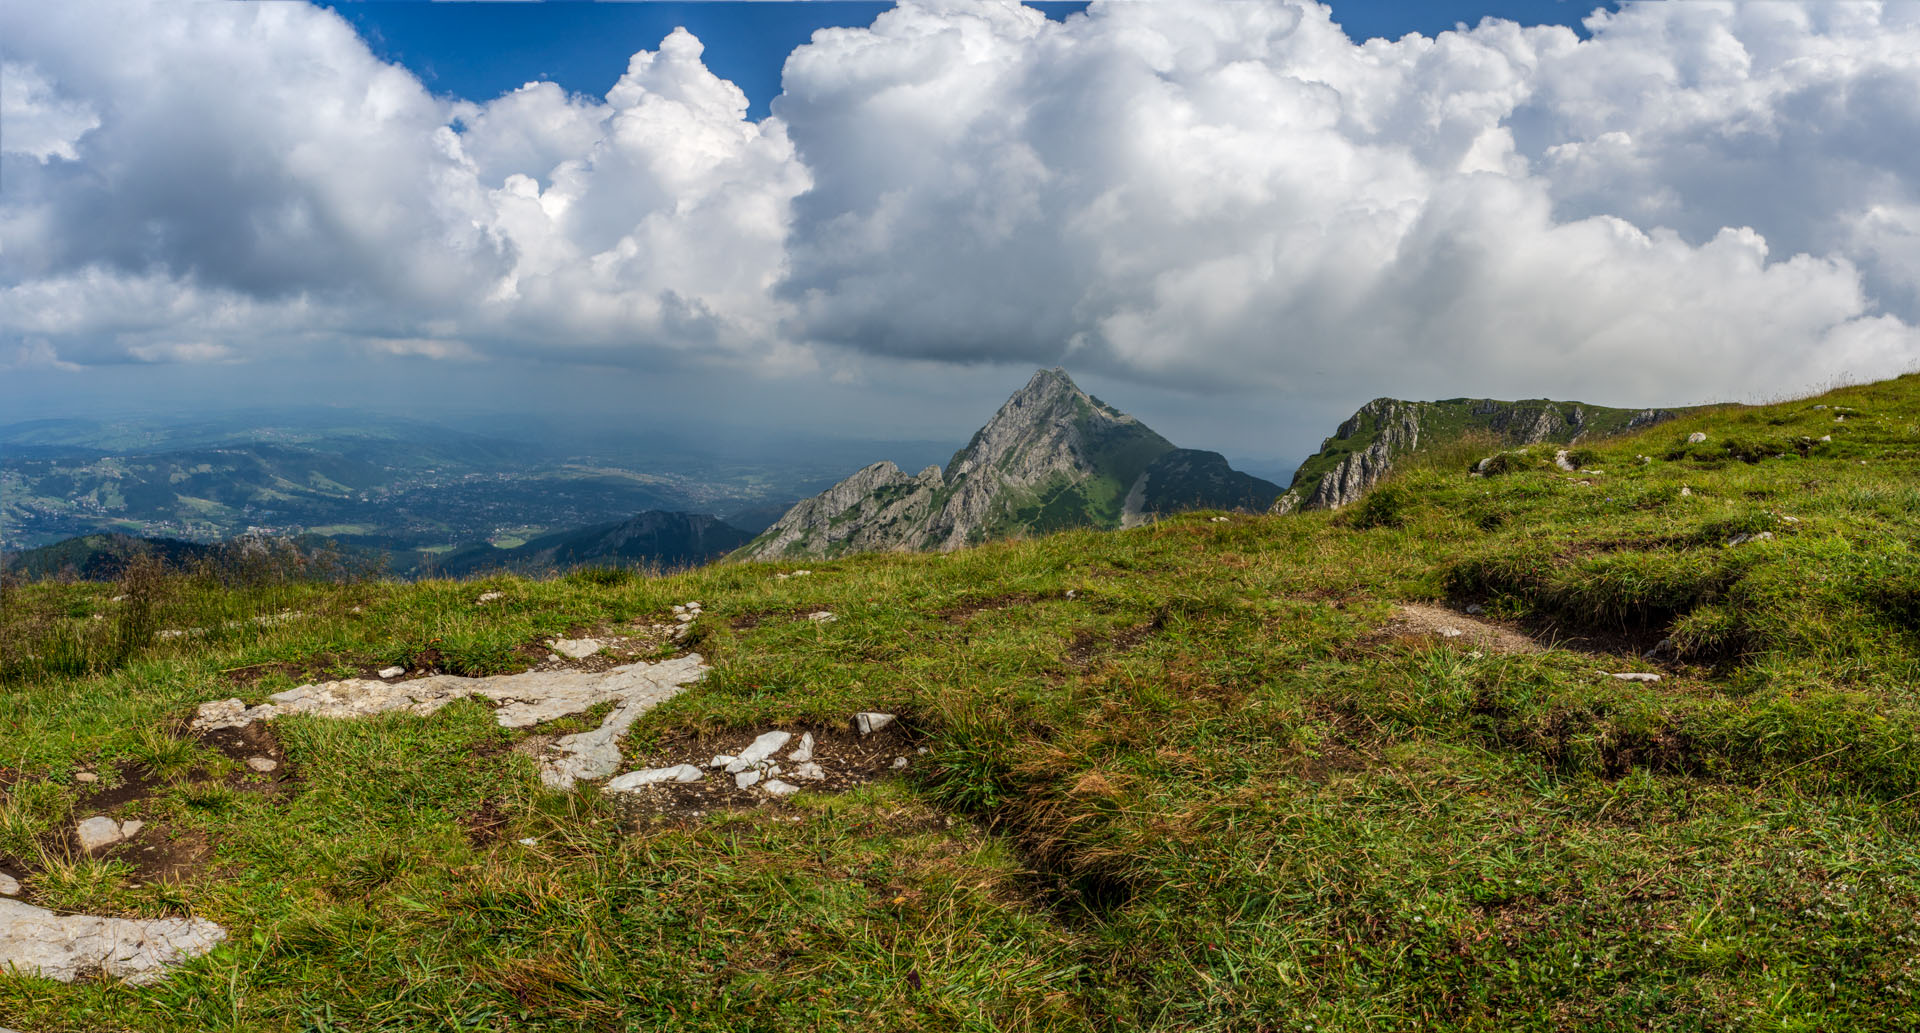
[733,369,1281,560]
[1272,395,1687,512]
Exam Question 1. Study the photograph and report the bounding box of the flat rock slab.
[0,898,225,985]
[547,638,604,660]
[191,654,708,789]
[75,817,143,852]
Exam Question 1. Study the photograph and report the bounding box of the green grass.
[3,375,1920,1030]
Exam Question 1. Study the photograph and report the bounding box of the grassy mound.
[3,374,1918,1031]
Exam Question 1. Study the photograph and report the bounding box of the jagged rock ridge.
[734,370,1281,560]
[1273,396,1682,512]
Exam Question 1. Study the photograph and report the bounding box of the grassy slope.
[2,375,1918,1031]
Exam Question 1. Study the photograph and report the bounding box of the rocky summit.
[1271,396,1683,512]
[733,369,1281,559]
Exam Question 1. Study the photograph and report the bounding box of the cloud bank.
[3,0,1917,408]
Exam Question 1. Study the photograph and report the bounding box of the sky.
[4,0,1919,471]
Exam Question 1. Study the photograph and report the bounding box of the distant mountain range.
[7,376,1698,580]
[732,369,1284,560]
[425,512,752,578]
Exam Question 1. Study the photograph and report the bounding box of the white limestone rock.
[854,712,896,736]
[477,591,504,603]
[189,654,709,790]
[807,611,838,623]
[1611,673,1663,682]
[0,874,19,896]
[73,771,98,784]
[709,755,737,769]
[1554,450,1576,471]
[547,638,603,660]
[245,757,278,774]
[1687,432,1708,443]
[735,769,763,789]
[762,779,801,798]
[377,666,405,679]
[891,757,909,770]
[726,731,793,773]
[790,762,826,781]
[75,817,143,852]
[605,765,705,791]
[787,732,814,764]
[0,898,225,985]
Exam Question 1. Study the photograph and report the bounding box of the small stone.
[710,755,737,769]
[75,817,141,852]
[0,874,19,896]
[73,771,97,784]
[791,762,826,781]
[762,779,801,798]
[807,611,838,623]
[787,732,815,763]
[605,764,706,791]
[1611,672,1662,682]
[764,763,782,777]
[854,712,896,736]
[1464,605,1485,615]
[1820,435,1832,442]
[1687,432,1707,443]
[1680,486,1692,497]
[1438,627,1463,638]
[1554,450,1575,471]
[735,769,763,789]
[377,666,405,679]
[1210,516,1230,523]
[891,757,909,770]
[916,746,930,755]
[517,838,538,846]
[477,591,504,603]
[547,638,604,660]
[1065,589,1078,599]
[245,757,278,774]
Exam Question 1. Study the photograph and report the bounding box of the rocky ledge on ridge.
[1272,396,1683,513]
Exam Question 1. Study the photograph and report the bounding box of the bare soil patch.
[1382,604,1544,654]
[1063,618,1162,670]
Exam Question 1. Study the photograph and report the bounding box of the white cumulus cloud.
[0,0,1916,420]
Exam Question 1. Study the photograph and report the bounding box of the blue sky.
[329,1,1610,118]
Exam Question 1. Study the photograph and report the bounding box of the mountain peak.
[734,368,1278,560]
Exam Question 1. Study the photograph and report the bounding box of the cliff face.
[1272,397,1682,513]
[735,369,1274,560]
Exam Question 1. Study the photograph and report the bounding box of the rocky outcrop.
[1274,396,1683,512]
[191,653,709,789]
[0,899,225,985]
[736,460,947,559]
[736,369,1275,560]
